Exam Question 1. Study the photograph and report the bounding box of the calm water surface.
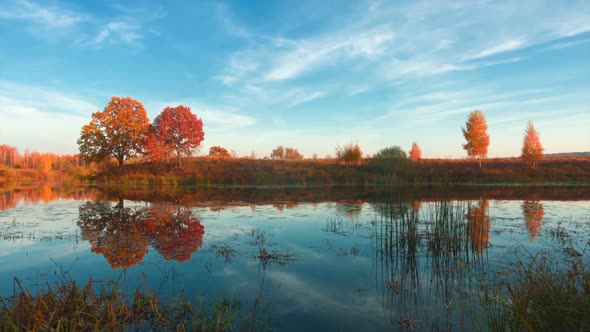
[1,185,589,331]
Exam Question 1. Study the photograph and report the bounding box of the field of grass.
[93,156,590,187]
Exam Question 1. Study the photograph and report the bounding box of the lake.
[1,185,589,331]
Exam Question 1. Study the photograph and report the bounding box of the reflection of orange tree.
[1,186,97,211]
[78,201,205,267]
[522,200,544,241]
[145,203,205,262]
[78,200,149,269]
[411,200,422,214]
[466,199,490,253]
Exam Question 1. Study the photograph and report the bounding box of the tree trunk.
[118,156,125,168]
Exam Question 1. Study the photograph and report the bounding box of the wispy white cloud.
[286,90,327,108]
[467,39,526,60]
[216,0,590,96]
[0,81,99,153]
[91,21,142,47]
[264,26,394,81]
[0,0,87,28]
[545,37,590,50]
[144,100,256,131]
[0,81,98,117]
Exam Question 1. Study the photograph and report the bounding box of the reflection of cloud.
[266,271,351,312]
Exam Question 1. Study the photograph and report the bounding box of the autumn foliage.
[78,97,150,167]
[78,200,205,268]
[209,146,232,159]
[521,121,543,168]
[336,143,362,164]
[146,105,204,166]
[462,110,490,166]
[409,142,421,161]
[270,146,303,160]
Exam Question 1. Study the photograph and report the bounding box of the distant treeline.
[0,144,91,184]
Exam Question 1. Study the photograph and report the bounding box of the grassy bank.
[93,157,590,186]
[478,245,590,331]
[0,277,265,331]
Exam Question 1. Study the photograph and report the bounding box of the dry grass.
[479,244,590,331]
[0,276,263,331]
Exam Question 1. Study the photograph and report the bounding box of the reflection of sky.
[0,197,589,331]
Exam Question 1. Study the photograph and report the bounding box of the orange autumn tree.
[78,97,150,167]
[521,121,543,168]
[462,110,490,167]
[147,105,204,167]
[409,142,421,161]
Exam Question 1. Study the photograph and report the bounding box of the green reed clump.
[479,245,590,331]
[0,277,252,332]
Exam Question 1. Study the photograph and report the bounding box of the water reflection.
[77,200,205,268]
[147,203,205,262]
[0,185,95,211]
[522,199,544,241]
[371,199,487,328]
[467,199,491,253]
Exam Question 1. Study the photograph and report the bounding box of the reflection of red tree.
[147,204,205,262]
[467,199,490,253]
[78,201,149,269]
[522,200,544,241]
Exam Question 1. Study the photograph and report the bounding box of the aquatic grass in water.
[0,276,266,332]
[478,243,590,331]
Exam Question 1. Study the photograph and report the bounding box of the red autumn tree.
[148,105,204,167]
[521,121,543,168]
[409,142,421,161]
[462,110,490,167]
[78,97,150,167]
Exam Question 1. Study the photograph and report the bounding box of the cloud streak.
[0,0,87,28]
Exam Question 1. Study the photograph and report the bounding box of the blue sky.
[0,0,589,158]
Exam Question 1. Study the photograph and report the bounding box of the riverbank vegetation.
[478,246,589,331]
[0,276,264,331]
[94,156,589,186]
